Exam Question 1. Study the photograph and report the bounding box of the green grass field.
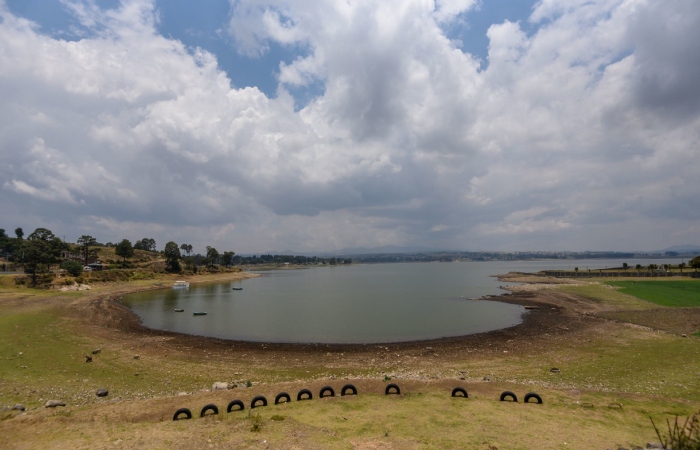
[605,280,700,307]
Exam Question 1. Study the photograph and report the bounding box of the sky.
[1,0,699,255]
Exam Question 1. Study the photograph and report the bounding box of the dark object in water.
[174,309,184,312]
[193,311,207,316]
[232,287,243,290]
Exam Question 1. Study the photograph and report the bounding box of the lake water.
[122,258,686,344]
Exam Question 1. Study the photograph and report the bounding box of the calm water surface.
[122,258,685,344]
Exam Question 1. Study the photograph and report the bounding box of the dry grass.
[1,273,699,449]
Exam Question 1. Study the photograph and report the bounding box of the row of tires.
[173,385,542,420]
[174,383,381,420]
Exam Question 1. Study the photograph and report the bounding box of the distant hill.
[656,245,700,254]
[322,245,445,256]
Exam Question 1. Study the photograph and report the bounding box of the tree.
[115,239,134,262]
[15,227,24,240]
[679,262,686,273]
[329,257,337,266]
[134,238,156,252]
[77,235,97,265]
[164,241,181,272]
[61,259,83,277]
[206,246,219,267]
[690,256,700,270]
[22,228,64,286]
[221,251,235,267]
[180,243,193,257]
[622,262,628,272]
[635,264,642,276]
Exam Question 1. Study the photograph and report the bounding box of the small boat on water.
[232,287,243,291]
[173,280,190,289]
[174,309,184,312]
[192,311,207,316]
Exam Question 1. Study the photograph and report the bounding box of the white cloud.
[0,0,698,252]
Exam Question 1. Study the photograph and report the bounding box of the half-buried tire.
[451,387,468,398]
[275,392,291,405]
[524,392,543,404]
[385,383,400,395]
[319,386,335,398]
[499,391,518,402]
[227,399,244,412]
[172,408,192,421]
[251,395,268,409]
[200,404,219,417]
[297,389,313,401]
[341,384,358,396]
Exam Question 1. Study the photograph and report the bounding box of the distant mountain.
[656,245,700,254]
[322,245,446,256]
[253,245,447,257]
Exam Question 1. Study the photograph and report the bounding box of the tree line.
[0,226,351,287]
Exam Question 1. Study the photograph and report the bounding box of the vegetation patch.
[606,280,700,307]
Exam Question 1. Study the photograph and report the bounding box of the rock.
[12,404,26,411]
[18,352,23,356]
[681,334,688,338]
[92,349,101,354]
[211,382,229,391]
[646,443,664,449]
[483,376,490,381]
[133,355,139,360]
[177,392,189,396]
[45,400,66,408]
[85,355,92,363]
[96,388,109,397]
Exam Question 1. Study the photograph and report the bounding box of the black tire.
[524,392,542,404]
[200,404,219,417]
[385,383,400,395]
[227,399,244,412]
[297,389,313,401]
[499,391,518,402]
[275,392,291,405]
[341,384,358,396]
[251,395,267,409]
[451,387,468,398]
[172,408,192,421]
[319,386,335,398]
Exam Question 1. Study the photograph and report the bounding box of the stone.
[211,382,229,391]
[12,404,26,411]
[133,355,139,360]
[85,355,92,363]
[45,400,66,408]
[177,392,189,396]
[96,388,109,397]
[681,334,688,338]
[646,443,664,449]
[92,349,101,354]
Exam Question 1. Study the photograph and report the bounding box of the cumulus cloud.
[0,0,698,252]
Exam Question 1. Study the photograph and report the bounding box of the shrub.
[60,260,83,277]
[651,413,700,450]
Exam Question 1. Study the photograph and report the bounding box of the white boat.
[172,281,190,289]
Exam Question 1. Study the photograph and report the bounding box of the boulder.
[96,388,109,397]
[212,382,229,391]
[12,404,26,411]
[45,400,66,408]
[92,349,101,354]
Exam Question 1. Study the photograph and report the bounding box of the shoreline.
[99,271,578,354]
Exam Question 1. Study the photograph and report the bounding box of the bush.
[75,276,84,284]
[60,260,83,277]
[651,413,700,449]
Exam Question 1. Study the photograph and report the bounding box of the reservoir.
[121,258,685,344]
